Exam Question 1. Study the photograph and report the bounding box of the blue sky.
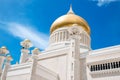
[0,0,120,64]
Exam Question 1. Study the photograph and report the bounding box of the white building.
[0,6,120,80]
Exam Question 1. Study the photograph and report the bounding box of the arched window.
[98,65,100,70]
[111,62,113,69]
[93,65,95,71]
[105,63,108,69]
[116,62,118,68]
[119,61,120,68]
[90,66,93,71]
[103,64,105,70]
[108,63,110,69]
[96,65,98,71]
[100,64,103,70]
[113,62,116,68]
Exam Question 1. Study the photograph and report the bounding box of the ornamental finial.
[20,39,32,49]
[0,46,9,54]
[67,4,74,14]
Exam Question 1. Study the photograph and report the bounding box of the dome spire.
[67,4,74,14]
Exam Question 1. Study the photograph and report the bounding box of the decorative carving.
[68,25,83,36]
[68,25,83,42]
[0,46,9,55]
[20,39,32,49]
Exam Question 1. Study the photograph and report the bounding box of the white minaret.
[1,55,12,80]
[66,6,89,80]
[20,39,32,63]
[0,46,9,77]
[67,25,88,80]
[67,25,82,80]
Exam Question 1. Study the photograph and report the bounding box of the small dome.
[50,6,90,34]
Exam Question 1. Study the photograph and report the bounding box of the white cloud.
[93,0,118,7]
[0,22,49,50]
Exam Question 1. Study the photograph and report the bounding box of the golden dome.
[50,6,90,34]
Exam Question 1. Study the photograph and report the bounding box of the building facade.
[0,6,120,80]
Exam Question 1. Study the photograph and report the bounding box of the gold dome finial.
[67,4,74,14]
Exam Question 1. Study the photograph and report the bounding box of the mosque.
[0,6,120,80]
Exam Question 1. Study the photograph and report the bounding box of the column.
[67,36,81,80]
[57,32,59,42]
[62,31,64,41]
[52,35,53,44]
[66,31,68,40]
[20,39,32,63]
[86,36,88,46]
[65,31,67,40]
[60,32,62,41]
[55,34,56,42]
[1,55,12,80]
[83,34,85,44]
[58,32,60,42]
[50,35,52,44]
[81,33,83,43]
[52,34,54,43]
[63,31,65,41]
[0,46,9,77]
[52,35,54,43]
[30,48,39,80]
[56,33,58,42]
[84,34,86,45]
[0,56,5,77]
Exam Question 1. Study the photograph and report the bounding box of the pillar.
[1,55,12,80]
[30,48,39,80]
[67,26,88,80]
[20,39,32,63]
[0,56,5,77]
[0,46,9,77]
[67,33,81,80]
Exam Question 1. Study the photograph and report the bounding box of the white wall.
[6,63,31,80]
[38,54,67,80]
[7,74,30,80]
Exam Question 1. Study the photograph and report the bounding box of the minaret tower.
[66,6,89,80]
